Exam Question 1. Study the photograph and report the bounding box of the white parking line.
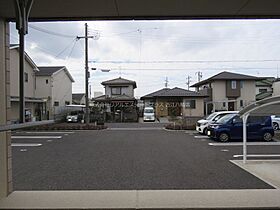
[233,154,280,158]
[12,143,42,147]
[194,136,209,139]
[25,131,74,134]
[11,136,62,139]
[108,128,163,131]
[209,142,280,146]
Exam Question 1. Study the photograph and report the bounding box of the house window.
[24,72,28,82]
[223,102,226,107]
[54,101,59,106]
[259,88,267,93]
[240,100,243,107]
[111,87,121,95]
[65,101,70,105]
[46,79,49,84]
[231,80,237,89]
[185,100,196,109]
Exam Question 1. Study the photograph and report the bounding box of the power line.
[90,59,280,64]
[55,38,77,58]
[29,25,76,38]
[108,67,277,71]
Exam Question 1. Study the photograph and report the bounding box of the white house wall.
[273,81,280,96]
[35,76,52,99]
[10,49,36,98]
[52,69,72,107]
[240,80,256,109]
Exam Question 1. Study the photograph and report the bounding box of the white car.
[271,115,280,130]
[143,107,155,122]
[196,111,239,135]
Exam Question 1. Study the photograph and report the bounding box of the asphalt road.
[12,128,280,190]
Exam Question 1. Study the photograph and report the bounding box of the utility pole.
[77,23,99,125]
[164,77,169,88]
[186,75,192,90]
[195,71,203,82]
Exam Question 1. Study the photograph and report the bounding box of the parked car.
[66,111,84,123]
[271,115,280,130]
[196,111,238,135]
[143,107,155,122]
[207,113,274,142]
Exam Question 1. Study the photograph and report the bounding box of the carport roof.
[239,95,280,116]
[2,0,280,21]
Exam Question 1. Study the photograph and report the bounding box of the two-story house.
[191,71,258,114]
[10,45,46,122]
[93,77,137,122]
[35,66,74,120]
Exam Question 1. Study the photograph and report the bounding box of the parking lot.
[12,124,280,190]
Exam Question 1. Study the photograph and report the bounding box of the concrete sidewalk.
[231,160,280,189]
[0,189,280,209]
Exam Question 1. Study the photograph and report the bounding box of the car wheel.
[203,127,208,135]
[273,122,279,131]
[219,132,229,142]
[263,132,273,142]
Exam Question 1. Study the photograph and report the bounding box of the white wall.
[239,80,256,109]
[35,76,52,98]
[10,49,36,98]
[52,69,72,107]
[273,81,280,96]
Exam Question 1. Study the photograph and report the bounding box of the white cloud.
[10,20,280,98]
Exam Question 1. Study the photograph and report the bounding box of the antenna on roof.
[277,64,279,79]
[195,71,203,82]
[186,75,192,90]
[164,77,169,88]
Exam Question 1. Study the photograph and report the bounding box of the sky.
[9,20,280,98]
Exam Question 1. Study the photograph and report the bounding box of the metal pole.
[19,29,25,123]
[85,23,89,125]
[242,114,249,164]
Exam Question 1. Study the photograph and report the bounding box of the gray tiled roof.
[141,87,205,99]
[36,66,65,76]
[101,77,137,88]
[191,71,258,87]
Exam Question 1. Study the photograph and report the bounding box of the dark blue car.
[207,113,274,142]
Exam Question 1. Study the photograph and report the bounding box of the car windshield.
[144,109,154,113]
[206,113,217,120]
[216,113,237,124]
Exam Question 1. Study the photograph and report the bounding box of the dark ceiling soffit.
[6,15,280,22]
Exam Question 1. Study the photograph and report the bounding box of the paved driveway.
[12,128,278,190]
